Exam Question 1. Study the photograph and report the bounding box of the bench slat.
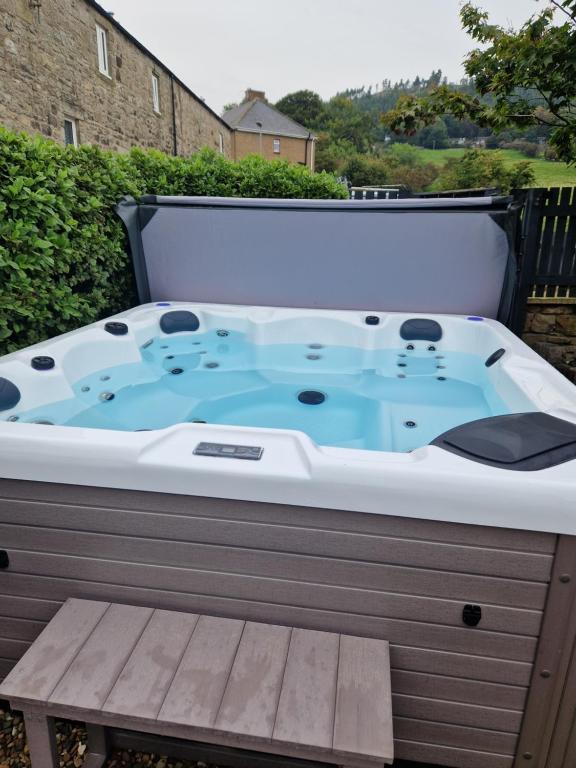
[273,628,339,751]
[216,622,291,739]
[103,609,199,719]
[159,615,244,728]
[50,604,154,709]
[333,635,393,759]
[0,598,110,701]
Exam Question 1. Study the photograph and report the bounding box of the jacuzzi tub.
[0,302,574,533]
[2,194,576,768]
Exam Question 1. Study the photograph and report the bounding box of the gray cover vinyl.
[118,196,519,320]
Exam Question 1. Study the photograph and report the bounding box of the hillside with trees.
[274,1,576,192]
[274,78,545,191]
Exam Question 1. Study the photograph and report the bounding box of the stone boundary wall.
[523,302,576,383]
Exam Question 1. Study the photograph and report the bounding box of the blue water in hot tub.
[12,330,510,452]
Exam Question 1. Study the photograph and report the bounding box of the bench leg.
[83,723,109,768]
[23,710,58,768]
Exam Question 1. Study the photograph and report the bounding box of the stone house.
[0,0,232,156]
[223,90,316,170]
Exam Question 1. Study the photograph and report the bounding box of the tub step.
[0,598,394,768]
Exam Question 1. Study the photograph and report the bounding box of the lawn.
[415,147,576,188]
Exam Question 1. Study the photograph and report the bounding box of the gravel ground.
[0,707,212,768]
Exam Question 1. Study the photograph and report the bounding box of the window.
[151,73,160,113]
[273,139,281,154]
[219,132,224,154]
[63,118,78,147]
[96,25,110,76]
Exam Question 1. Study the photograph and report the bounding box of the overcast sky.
[103,0,542,114]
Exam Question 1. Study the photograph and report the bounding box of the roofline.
[85,0,230,131]
[232,127,317,140]
[221,101,254,130]
[259,98,318,136]
[222,98,317,139]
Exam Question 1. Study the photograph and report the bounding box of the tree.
[222,102,238,114]
[274,90,325,129]
[434,149,535,193]
[417,119,449,149]
[382,1,576,163]
[322,96,378,153]
[342,156,390,187]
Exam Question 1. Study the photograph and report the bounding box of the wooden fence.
[520,187,576,301]
[511,187,576,333]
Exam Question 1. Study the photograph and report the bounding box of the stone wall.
[0,0,232,157]
[523,302,576,382]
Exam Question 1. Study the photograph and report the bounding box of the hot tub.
[0,302,575,523]
[1,196,576,768]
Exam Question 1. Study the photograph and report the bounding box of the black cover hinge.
[0,550,9,569]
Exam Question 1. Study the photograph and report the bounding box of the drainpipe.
[170,76,178,156]
[256,121,263,156]
[304,131,311,168]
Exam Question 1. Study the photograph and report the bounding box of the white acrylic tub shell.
[0,303,575,536]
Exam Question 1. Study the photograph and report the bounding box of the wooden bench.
[0,599,393,768]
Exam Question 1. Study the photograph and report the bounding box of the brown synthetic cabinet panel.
[514,536,576,768]
[0,480,556,552]
[390,669,527,710]
[395,739,514,768]
[0,521,549,608]
[0,478,559,768]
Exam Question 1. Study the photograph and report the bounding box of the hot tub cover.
[117,195,521,323]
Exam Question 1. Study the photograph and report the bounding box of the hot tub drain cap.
[298,390,326,405]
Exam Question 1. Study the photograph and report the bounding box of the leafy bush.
[544,145,559,162]
[433,148,535,193]
[500,140,541,158]
[342,155,390,187]
[484,134,502,150]
[382,144,439,190]
[332,143,439,191]
[0,128,347,355]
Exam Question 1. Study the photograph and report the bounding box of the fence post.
[510,188,545,336]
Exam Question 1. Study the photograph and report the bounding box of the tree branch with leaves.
[382,1,576,163]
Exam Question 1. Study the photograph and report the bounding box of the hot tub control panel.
[193,442,264,460]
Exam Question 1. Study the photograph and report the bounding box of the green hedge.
[0,128,347,355]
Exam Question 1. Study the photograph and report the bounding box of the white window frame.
[96,25,110,77]
[219,132,224,154]
[273,138,281,154]
[151,73,161,114]
[63,118,78,148]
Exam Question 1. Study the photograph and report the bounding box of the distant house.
[223,90,316,170]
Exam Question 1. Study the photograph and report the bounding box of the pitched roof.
[222,100,314,139]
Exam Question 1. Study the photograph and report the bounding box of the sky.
[103,0,541,114]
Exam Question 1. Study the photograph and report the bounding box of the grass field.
[415,147,576,188]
